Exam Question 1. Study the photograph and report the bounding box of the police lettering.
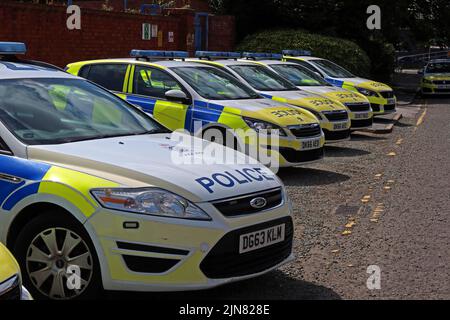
[195,168,275,194]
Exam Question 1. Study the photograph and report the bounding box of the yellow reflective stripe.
[127,65,135,93]
[122,65,131,92]
[153,100,187,130]
[271,96,288,103]
[115,93,127,100]
[39,167,120,217]
[218,107,246,129]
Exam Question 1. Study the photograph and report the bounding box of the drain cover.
[334,205,361,216]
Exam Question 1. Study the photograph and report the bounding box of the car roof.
[195,59,257,67]
[257,60,298,66]
[428,59,450,64]
[71,58,215,69]
[0,61,77,80]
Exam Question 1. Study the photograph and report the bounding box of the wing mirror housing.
[165,90,192,105]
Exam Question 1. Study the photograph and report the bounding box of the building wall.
[0,1,235,67]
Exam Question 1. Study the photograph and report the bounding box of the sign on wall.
[142,23,151,40]
[168,31,174,43]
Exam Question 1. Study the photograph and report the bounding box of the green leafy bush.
[237,29,371,78]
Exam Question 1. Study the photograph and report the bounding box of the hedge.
[236,29,371,78]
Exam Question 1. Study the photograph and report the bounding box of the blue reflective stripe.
[325,77,344,87]
[191,100,223,131]
[261,93,273,99]
[0,156,50,180]
[126,95,157,114]
[0,155,51,208]
[2,183,40,211]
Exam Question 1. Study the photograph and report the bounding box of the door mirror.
[165,90,191,104]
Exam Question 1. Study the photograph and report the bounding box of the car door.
[126,65,192,131]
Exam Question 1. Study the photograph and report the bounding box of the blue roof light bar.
[242,52,282,60]
[0,42,27,55]
[130,50,189,59]
[282,50,312,57]
[195,51,242,60]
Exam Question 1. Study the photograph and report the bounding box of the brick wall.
[0,1,234,67]
[0,2,179,67]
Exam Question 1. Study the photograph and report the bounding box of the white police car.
[0,42,293,299]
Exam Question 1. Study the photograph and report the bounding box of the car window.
[83,64,128,92]
[426,62,450,73]
[286,59,322,74]
[0,78,167,145]
[171,66,261,100]
[134,66,183,99]
[228,64,298,91]
[309,59,354,78]
[270,64,331,86]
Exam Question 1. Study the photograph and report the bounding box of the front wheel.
[13,212,101,300]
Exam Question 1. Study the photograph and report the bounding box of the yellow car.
[0,243,32,300]
[191,52,352,143]
[259,60,374,129]
[420,59,450,95]
[282,50,397,116]
[66,51,326,167]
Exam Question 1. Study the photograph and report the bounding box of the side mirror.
[165,89,191,104]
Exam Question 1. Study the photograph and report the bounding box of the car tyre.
[13,211,102,300]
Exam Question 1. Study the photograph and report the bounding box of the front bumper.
[421,83,450,94]
[86,201,293,292]
[366,96,397,115]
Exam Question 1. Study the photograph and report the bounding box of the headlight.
[0,274,20,299]
[356,87,379,97]
[422,78,433,84]
[243,117,287,136]
[91,188,211,221]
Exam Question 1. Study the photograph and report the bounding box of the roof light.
[195,51,241,59]
[282,50,312,57]
[130,50,189,59]
[242,52,282,60]
[0,42,27,55]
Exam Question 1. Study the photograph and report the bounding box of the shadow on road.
[278,167,350,186]
[350,133,387,141]
[105,270,341,300]
[324,146,371,157]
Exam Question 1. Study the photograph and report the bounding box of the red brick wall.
[0,2,180,67]
[0,2,235,67]
[208,15,235,52]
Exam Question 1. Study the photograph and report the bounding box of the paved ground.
[109,96,449,300]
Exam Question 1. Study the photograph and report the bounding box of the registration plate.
[437,85,450,89]
[355,112,369,119]
[301,138,321,150]
[333,122,348,130]
[239,224,285,254]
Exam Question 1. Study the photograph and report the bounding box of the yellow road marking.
[387,152,397,156]
[416,108,428,127]
[396,138,404,145]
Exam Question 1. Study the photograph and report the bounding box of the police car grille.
[288,124,321,138]
[345,103,371,112]
[432,80,449,85]
[379,91,394,99]
[213,188,283,217]
[324,111,349,122]
[200,217,293,279]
